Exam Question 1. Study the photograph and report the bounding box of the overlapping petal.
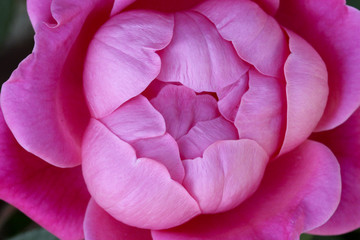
[82,119,200,229]
[0,107,90,240]
[152,141,341,240]
[84,10,174,118]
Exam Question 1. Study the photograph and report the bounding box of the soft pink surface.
[158,10,249,92]
[0,107,90,240]
[310,108,360,235]
[280,29,328,154]
[84,10,174,118]
[194,0,288,78]
[277,0,360,131]
[152,141,341,239]
[82,119,200,229]
[182,140,268,214]
[84,198,152,240]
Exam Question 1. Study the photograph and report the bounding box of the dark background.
[0,0,359,239]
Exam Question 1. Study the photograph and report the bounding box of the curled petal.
[84,10,174,118]
[182,140,268,214]
[82,119,200,229]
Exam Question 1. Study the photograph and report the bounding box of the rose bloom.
[1,0,360,239]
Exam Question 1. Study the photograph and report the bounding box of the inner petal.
[157,10,249,92]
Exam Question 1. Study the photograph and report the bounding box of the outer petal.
[235,69,286,156]
[131,133,185,183]
[150,84,219,140]
[82,119,200,230]
[182,140,268,214]
[84,10,174,118]
[0,108,90,240]
[310,108,360,234]
[101,95,166,142]
[152,141,341,240]
[277,0,360,130]
[194,0,288,78]
[84,198,151,240]
[177,117,238,159]
[280,30,328,155]
[0,0,120,167]
[158,11,249,92]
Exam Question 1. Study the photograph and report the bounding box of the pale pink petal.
[82,119,200,229]
[131,133,185,183]
[0,0,122,167]
[177,117,238,159]
[153,141,341,239]
[310,107,360,235]
[280,30,328,155]
[235,69,286,156]
[277,0,360,131]
[84,198,151,240]
[101,95,165,142]
[0,108,90,240]
[84,10,174,118]
[254,0,279,15]
[158,10,249,92]
[182,140,268,214]
[194,0,288,78]
[150,85,219,140]
[217,73,248,122]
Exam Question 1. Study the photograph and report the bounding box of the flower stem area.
[0,0,359,239]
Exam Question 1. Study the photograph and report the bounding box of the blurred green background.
[0,0,360,239]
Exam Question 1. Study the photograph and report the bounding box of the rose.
[1,0,360,239]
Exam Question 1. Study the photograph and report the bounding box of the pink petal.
[125,0,204,12]
[111,0,136,16]
[82,119,200,229]
[101,95,166,142]
[0,107,90,240]
[150,84,219,140]
[182,140,268,214]
[177,117,238,159]
[280,30,328,155]
[157,10,249,92]
[235,69,286,156]
[194,0,288,78]
[217,73,248,122]
[0,0,120,167]
[84,10,174,118]
[277,0,360,131]
[253,0,279,15]
[131,133,185,183]
[153,140,341,240]
[310,107,360,235]
[27,0,53,27]
[84,198,151,240]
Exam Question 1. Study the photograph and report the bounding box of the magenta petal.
[254,0,279,15]
[235,69,285,156]
[280,30,328,155]
[131,133,185,183]
[195,0,288,77]
[82,119,200,229]
[182,140,268,214]
[0,108,90,240]
[153,140,341,240]
[150,85,219,140]
[310,108,360,235]
[0,0,121,167]
[178,117,238,159]
[84,198,151,240]
[217,74,248,122]
[101,95,166,142]
[158,11,249,92]
[84,10,174,118]
[277,0,360,131]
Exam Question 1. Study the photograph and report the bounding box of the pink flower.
[1,0,360,239]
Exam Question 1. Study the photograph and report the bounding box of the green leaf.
[6,228,58,240]
[300,234,314,240]
[347,0,360,10]
[0,0,15,46]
